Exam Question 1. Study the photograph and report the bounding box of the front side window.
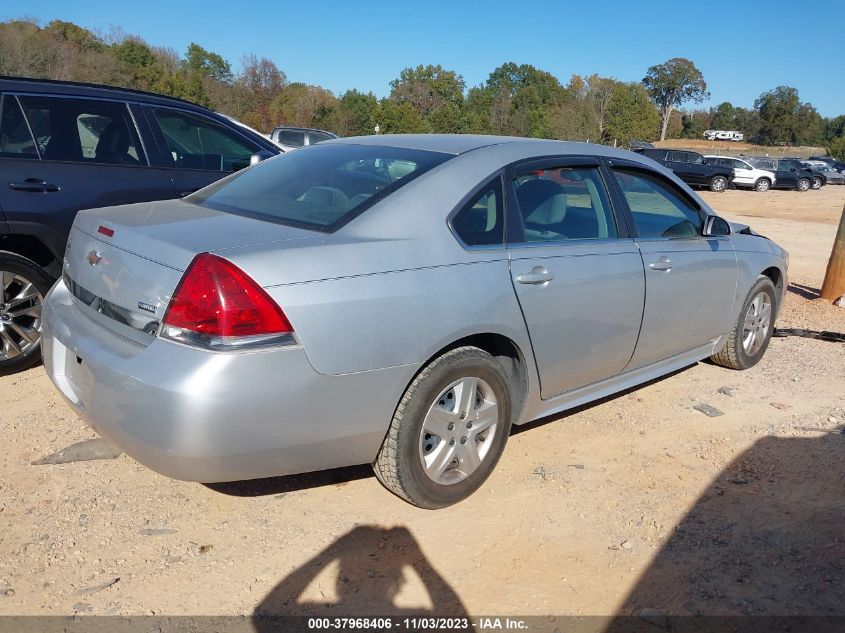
[0,95,38,159]
[191,144,451,232]
[17,96,145,166]
[452,179,504,246]
[153,108,259,172]
[512,166,617,242]
[613,169,703,239]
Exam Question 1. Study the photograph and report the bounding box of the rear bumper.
[42,280,414,482]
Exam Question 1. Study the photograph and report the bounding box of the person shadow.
[605,430,845,632]
[254,525,474,631]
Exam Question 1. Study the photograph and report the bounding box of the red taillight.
[162,253,292,340]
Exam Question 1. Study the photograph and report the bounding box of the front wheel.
[754,178,771,192]
[709,175,728,192]
[0,252,53,376]
[710,276,776,370]
[374,346,512,508]
[796,178,811,192]
[811,176,823,190]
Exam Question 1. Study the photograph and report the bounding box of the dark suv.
[0,77,280,374]
[633,148,734,192]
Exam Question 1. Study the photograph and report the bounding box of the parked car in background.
[803,163,845,185]
[780,158,827,189]
[747,158,815,191]
[806,156,845,173]
[703,155,776,191]
[42,135,788,508]
[634,148,734,192]
[0,76,281,374]
[268,126,338,152]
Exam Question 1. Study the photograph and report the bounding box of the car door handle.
[516,267,554,285]
[9,178,60,193]
[649,257,673,272]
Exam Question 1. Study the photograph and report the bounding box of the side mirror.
[250,150,275,166]
[703,215,731,237]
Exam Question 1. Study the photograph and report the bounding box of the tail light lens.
[161,253,294,350]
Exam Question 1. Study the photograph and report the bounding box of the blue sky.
[5,0,844,116]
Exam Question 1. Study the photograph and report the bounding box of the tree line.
[1,19,844,158]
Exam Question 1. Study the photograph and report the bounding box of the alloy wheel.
[0,270,44,361]
[419,376,499,485]
[742,292,772,356]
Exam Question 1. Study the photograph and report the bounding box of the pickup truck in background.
[633,148,735,192]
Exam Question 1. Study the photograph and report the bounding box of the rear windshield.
[191,144,451,232]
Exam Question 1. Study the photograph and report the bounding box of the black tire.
[0,252,53,376]
[796,178,811,192]
[709,175,728,192]
[373,346,512,509]
[811,176,823,190]
[711,276,776,370]
[753,178,771,192]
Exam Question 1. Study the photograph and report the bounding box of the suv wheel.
[374,346,512,508]
[811,176,823,190]
[0,252,53,376]
[753,178,771,192]
[796,178,811,192]
[709,175,728,192]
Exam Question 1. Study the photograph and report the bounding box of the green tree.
[605,82,661,144]
[378,99,426,134]
[642,57,709,141]
[184,42,232,83]
[335,89,379,136]
[388,64,465,132]
[44,20,104,51]
[112,38,166,91]
[753,86,823,145]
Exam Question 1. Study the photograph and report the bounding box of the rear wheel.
[374,346,512,508]
[711,276,776,370]
[796,178,811,192]
[0,252,52,376]
[709,175,728,192]
[811,176,823,190]
[754,178,771,192]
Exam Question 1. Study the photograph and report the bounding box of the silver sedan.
[42,135,788,508]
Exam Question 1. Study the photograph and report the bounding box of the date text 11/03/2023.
[305,617,529,630]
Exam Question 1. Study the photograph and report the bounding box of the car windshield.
[191,144,452,232]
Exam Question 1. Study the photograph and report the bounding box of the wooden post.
[820,203,845,302]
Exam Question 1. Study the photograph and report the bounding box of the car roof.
[0,75,205,110]
[272,126,336,134]
[326,133,645,159]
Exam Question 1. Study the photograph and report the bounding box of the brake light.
[161,253,292,349]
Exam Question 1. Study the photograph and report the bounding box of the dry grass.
[654,138,827,158]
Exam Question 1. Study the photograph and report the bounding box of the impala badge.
[86,250,102,266]
[137,301,157,314]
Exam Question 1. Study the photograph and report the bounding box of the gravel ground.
[0,188,843,620]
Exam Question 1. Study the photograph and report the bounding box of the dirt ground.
[653,138,826,159]
[1,186,844,625]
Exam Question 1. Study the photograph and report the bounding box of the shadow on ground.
[607,431,845,628]
[787,282,821,300]
[253,525,473,629]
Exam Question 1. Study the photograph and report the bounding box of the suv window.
[279,130,306,147]
[0,95,38,159]
[667,150,688,163]
[613,169,702,239]
[18,96,145,166]
[452,178,504,246]
[308,131,333,145]
[191,144,451,232]
[512,166,617,242]
[153,108,258,172]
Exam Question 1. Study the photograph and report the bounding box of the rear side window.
[452,178,504,246]
[191,144,451,232]
[0,95,38,159]
[279,130,306,147]
[613,169,703,239]
[308,131,333,145]
[153,108,259,172]
[17,96,145,166]
[512,166,617,242]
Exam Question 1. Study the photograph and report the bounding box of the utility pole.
[821,203,845,303]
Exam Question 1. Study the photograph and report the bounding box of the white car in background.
[703,155,777,192]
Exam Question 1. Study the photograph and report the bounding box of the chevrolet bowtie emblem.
[86,250,102,266]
